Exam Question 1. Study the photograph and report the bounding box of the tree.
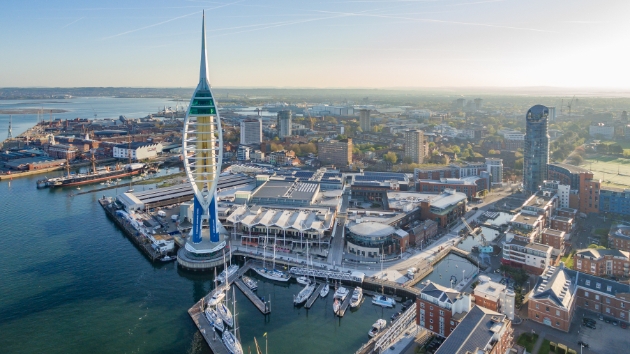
[383,152,398,164]
[451,145,461,154]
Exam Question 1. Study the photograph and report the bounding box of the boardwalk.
[305,283,324,309]
[234,279,270,314]
[188,295,230,354]
[337,293,352,317]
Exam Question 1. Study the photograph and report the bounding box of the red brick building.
[419,189,467,228]
[540,228,567,255]
[416,281,471,337]
[550,216,574,235]
[528,265,577,332]
[573,248,630,278]
[609,224,630,252]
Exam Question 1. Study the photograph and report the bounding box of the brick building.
[409,219,438,246]
[573,248,630,278]
[547,163,601,215]
[528,264,577,332]
[473,277,516,320]
[416,281,471,337]
[609,224,630,251]
[540,228,567,255]
[417,176,486,198]
[434,306,513,354]
[419,189,467,228]
[318,138,352,167]
[550,216,574,235]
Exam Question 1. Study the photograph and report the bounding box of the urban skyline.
[2,0,630,88]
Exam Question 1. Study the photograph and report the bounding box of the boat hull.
[253,267,290,282]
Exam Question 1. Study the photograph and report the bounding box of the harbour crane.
[461,217,476,235]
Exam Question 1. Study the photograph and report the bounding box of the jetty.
[187,292,230,354]
[234,278,270,314]
[305,283,325,309]
[336,292,352,317]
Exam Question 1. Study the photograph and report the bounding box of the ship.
[37,162,146,188]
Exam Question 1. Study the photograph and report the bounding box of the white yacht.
[333,298,341,315]
[218,264,239,283]
[350,287,363,308]
[223,330,243,354]
[372,294,395,308]
[333,286,349,301]
[217,301,234,328]
[253,267,290,282]
[206,288,226,307]
[296,276,311,285]
[320,283,329,298]
[242,275,258,291]
[204,306,224,333]
[294,283,316,305]
[368,319,387,338]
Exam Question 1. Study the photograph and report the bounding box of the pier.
[336,292,352,317]
[305,283,325,309]
[187,292,231,354]
[234,278,270,314]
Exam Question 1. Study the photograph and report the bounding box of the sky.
[1,0,630,89]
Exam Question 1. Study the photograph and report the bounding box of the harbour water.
[0,98,398,354]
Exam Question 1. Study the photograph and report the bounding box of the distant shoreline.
[0,109,68,114]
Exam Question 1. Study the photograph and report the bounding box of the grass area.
[516,333,539,353]
[560,252,574,268]
[600,140,630,149]
[537,339,551,354]
[581,155,630,188]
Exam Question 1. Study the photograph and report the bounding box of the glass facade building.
[524,105,550,193]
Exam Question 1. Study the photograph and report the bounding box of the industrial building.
[113,142,163,161]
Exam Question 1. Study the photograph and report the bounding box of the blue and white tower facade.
[523,104,550,194]
[182,12,225,251]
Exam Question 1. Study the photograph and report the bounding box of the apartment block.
[573,248,630,278]
[416,281,471,337]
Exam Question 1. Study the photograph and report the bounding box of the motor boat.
[242,275,258,291]
[333,286,349,301]
[350,287,363,308]
[320,284,329,298]
[204,306,224,333]
[391,311,402,322]
[368,319,387,338]
[159,255,176,262]
[372,294,395,308]
[333,298,341,315]
[296,276,311,285]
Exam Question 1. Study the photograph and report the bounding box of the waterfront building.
[473,277,515,320]
[240,118,262,145]
[573,248,630,278]
[113,142,163,161]
[550,215,574,235]
[250,179,319,207]
[505,212,544,244]
[277,110,292,139]
[47,143,78,160]
[502,240,552,275]
[359,109,371,132]
[434,306,513,354]
[416,281,471,337]
[404,129,425,164]
[529,263,630,332]
[485,158,503,185]
[345,221,408,257]
[521,190,558,227]
[523,105,550,193]
[419,189,467,228]
[318,138,352,167]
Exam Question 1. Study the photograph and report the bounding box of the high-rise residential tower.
[359,109,371,132]
[523,105,549,193]
[240,118,262,145]
[404,129,425,164]
[277,110,292,139]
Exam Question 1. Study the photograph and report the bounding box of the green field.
[580,155,630,188]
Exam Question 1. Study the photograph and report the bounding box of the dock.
[234,278,270,314]
[305,283,325,309]
[336,293,352,317]
[187,292,230,354]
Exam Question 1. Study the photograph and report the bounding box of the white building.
[589,123,615,139]
[502,240,553,274]
[542,180,570,208]
[485,158,503,185]
[237,145,252,161]
[240,118,262,145]
[113,142,163,161]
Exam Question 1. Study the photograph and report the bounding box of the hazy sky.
[2,0,630,88]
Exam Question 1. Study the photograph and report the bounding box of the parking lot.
[575,308,630,353]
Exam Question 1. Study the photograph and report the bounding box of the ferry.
[37,163,146,188]
[368,319,387,338]
[350,287,363,308]
[253,267,290,282]
[204,307,224,333]
[242,275,258,291]
[217,265,239,283]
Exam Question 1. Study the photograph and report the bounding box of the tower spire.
[7,115,13,139]
[199,10,209,89]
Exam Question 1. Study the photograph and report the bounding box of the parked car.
[613,320,619,326]
[582,318,596,326]
[599,314,604,321]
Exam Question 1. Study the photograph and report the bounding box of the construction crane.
[560,96,576,117]
[461,217,476,235]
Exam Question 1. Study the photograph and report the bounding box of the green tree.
[383,152,398,164]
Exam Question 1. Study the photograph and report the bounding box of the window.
[585,301,589,307]
[595,304,600,310]
[430,319,433,323]
[622,313,626,318]
[430,325,433,330]
[586,280,591,286]
[556,310,560,316]
[450,321,455,325]
[596,283,601,289]
[430,312,433,317]
[546,306,550,312]
[585,291,589,297]
[556,321,560,326]
[430,306,434,310]
[535,314,539,318]
[607,286,612,292]
[595,295,600,300]
[606,298,611,304]
[439,310,444,316]
[536,304,539,309]
[420,303,425,308]
[622,303,625,309]
[606,308,610,313]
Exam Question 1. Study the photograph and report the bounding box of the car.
[599,314,604,321]
[582,318,596,325]
[605,319,611,324]
[578,341,589,348]
[613,320,619,326]
[583,322,596,329]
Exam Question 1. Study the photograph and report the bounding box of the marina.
[305,283,326,309]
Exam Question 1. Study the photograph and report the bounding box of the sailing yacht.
[218,264,239,283]
[294,282,316,305]
[207,288,225,307]
[253,238,289,282]
[320,282,329,297]
[204,306,224,333]
[372,254,395,308]
[222,288,243,354]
